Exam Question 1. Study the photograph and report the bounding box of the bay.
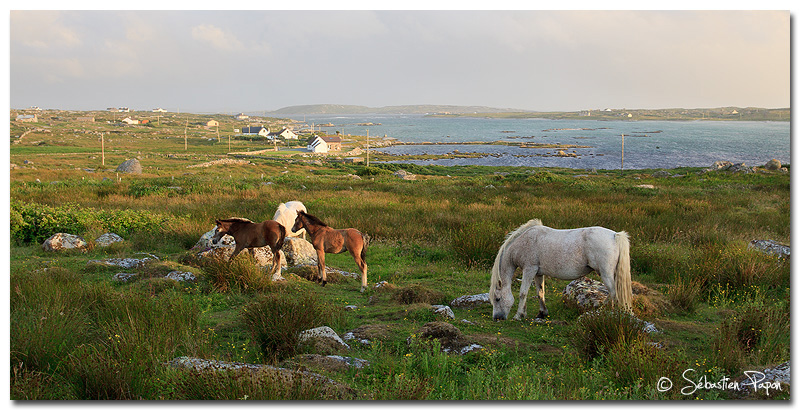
[288,114,790,170]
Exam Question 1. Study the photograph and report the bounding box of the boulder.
[198,246,287,270]
[87,256,157,269]
[165,270,197,282]
[749,239,790,259]
[111,272,137,283]
[431,305,455,320]
[42,233,88,252]
[95,232,124,247]
[298,326,350,354]
[562,277,609,310]
[165,356,354,398]
[450,293,490,309]
[728,163,755,174]
[194,227,286,270]
[282,237,318,266]
[393,169,416,181]
[765,159,782,171]
[738,360,790,397]
[651,170,672,178]
[711,161,734,170]
[116,158,142,174]
[192,227,235,250]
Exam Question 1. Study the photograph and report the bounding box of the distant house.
[234,113,249,120]
[15,114,37,123]
[269,127,299,140]
[119,107,131,113]
[140,119,150,124]
[28,106,41,111]
[76,116,95,122]
[107,107,119,112]
[121,117,139,125]
[320,135,342,151]
[206,120,220,127]
[307,136,329,153]
[152,108,167,113]
[241,126,269,137]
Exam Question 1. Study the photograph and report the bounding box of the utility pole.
[366,129,370,167]
[184,119,188,150]
[101,133,105,166]
[620,133,625,170]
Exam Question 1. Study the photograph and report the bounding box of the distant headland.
[263,104,789,121]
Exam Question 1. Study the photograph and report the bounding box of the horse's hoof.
[322,280,327,287]
[360,286,366,293]
[535,312,549,320]
[512,314,525,321]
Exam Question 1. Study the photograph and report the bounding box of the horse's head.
[489,278,514,321]
[291,210,305,233]
[211,219,231,244]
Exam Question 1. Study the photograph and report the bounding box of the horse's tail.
[491,219,542,287]
[614,231,632,310]
[276,223,287,250]
[360,233,370,260]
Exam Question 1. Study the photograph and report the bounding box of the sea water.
[290,114,790,170]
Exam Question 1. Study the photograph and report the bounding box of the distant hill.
[265,104,526,115]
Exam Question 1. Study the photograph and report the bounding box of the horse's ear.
[215,219,221,225]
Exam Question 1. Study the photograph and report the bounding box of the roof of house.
[320,136,342,143]
[241,126,267,134]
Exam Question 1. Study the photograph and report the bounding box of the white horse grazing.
[489,219,632,321]
[273,201,308,240]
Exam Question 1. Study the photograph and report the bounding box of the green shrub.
[240,291,345,362]
[10,199,175,244]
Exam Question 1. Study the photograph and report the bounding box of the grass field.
[9,110,790,400]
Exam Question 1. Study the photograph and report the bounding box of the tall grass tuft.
[570,305,647,361]
[197,254,274,293]
[449,220,504,268]
[240,291,345,362]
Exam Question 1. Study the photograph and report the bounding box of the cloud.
[11,10,82,49]
[191,24,246,52]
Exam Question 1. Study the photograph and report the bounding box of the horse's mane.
[298,211,328,227]
[491,219,543,284]
[219,217,253,224]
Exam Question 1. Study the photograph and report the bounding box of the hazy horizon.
[10,10,791,113]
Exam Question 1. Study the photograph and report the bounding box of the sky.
[8,8,793,113]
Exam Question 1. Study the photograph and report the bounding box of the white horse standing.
[273,201,308,240]
[489,219,632,321]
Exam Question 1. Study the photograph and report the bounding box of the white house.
[234,113,249,120]
[152,108,167,113]
[270,127,299,140]
[241,126,269,137]
[121,117,139,125]
[307,136,329,153]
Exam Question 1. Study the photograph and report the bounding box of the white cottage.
[241,127,269,137]
[307,136,328,153]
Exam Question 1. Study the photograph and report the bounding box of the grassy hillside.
[9,110,790,400]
